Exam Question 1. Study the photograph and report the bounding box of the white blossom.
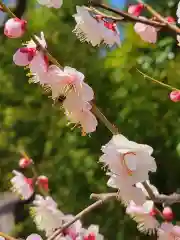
[31,195,64,236]
[126,200,159,235]
[158,222,180,240]
[100,134,156,186]
[37,0,63,8]
[73,6,120,47]
[11,170,34,200]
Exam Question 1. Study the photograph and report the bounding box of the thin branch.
[90,192,118,200]
[137,0,180,34]
[85,6,124,21]
[47,195,114,240]
[137,69,179,91]
[89,1,166,28]
[91,103,119,135]
[154,193,180,205]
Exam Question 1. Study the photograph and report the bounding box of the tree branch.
[47,195,115,240]
[89,1,166,28]
[137,0,180,34]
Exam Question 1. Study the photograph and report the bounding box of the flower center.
[122,152,136,176]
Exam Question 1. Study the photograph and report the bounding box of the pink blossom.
[73,6,120,47]
[13,32,48,73]
[158,223,180,240]
[13,47,36,66]
[32,194,64,236]
[26,234,43,240]
[100,134,156,187]
[166,16,176,24]
[134,17,158,43]
[170,90,180,102]
[126,201,159,235]
[162,207,174,221]
[107,174,146,205]
[37,0,63,8]
[128,4,144,17]
[11,170,34,199]
[66,108,98,134]
[19,157,33,168]
[4,18,27,38]
[83,225,104,240]
[37,176,49,192]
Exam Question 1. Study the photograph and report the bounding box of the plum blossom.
[60,215,82,239]
[19,157,33,168]
[37,0,63,8]
[100,134,156,186]
[37,176,49,191]
[107,173,146,205]
[31,194,64,236]
[73,6,102,46]
[170,90,180,102]
[11,170,34,200]
[134,17,158,43]
[32,65,97,134]
[98,19,120,47]
[4,18,27,38]
[73,6,120,47]
[66,106,98,134]
[162,207,174,221]
[26,234,43,240]
[60,218,104,240]
[126,200,159,235]
[128,3,144,17]
[13,32,48,74]
[158,222,180,240]
[82,225,104,240]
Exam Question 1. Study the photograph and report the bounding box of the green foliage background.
[0,0,180,239]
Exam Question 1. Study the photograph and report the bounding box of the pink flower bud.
[13,47,36,66]
[4,18,27,38]
[37,176,49,191]
[162,207,174,221]
[84,233,96,240]
[149,208,157,217]
[170,90,180,102]
[19,158,33,168]
[166,16,176,24]
[128,3,144,17]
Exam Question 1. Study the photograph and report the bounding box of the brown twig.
[89,1,166,28]
[137,0,180,34]
[47,195,114,240]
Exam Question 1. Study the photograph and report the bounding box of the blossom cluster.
[11,156,104,240]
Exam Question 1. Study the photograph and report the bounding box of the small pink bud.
[19,158,33,168]
[149,208,157,217]
[170,90,180,102]
[128,3,144,17]
[166,16,176,24]
[84,233,96,240]
[162,207,174,221]
[13,47,36,66]
[4,18,27,38]
[37,176,49,191]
